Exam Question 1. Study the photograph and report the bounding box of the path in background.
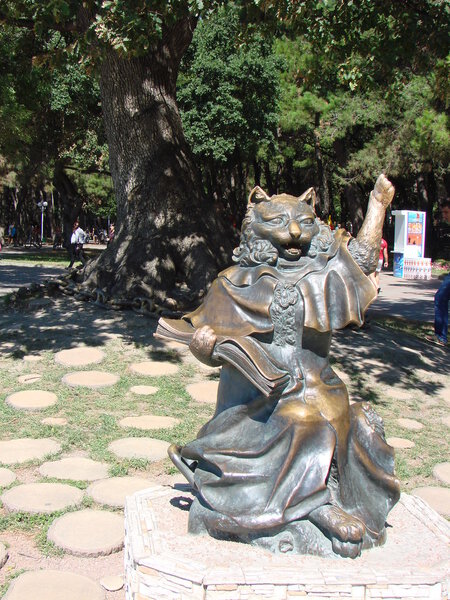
[0,252,444,324]
[0,244,104,297]
[367,270,441,323]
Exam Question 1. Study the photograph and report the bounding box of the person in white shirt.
[66,220,86,269]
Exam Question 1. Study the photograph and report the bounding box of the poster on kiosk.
[392,210,430,278]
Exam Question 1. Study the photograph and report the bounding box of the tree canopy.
[1,0,449,302]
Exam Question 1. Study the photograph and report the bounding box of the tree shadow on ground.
[0,264,67,294]
[0,295,447,404]
[331,323,447,407]
[0,294,160,359]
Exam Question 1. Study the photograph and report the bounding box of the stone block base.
[124,486,449,600]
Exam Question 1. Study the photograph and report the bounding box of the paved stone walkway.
[0,438,61,464]
[0,468,16,487]
[55,347,105,367]
[62,370,120,388]
[4,569,105,600]
[129,361,179,376]
[186,380,219,404]
[39,457,110,481]
[41,416,68,426]
[433,462,450,485]
[411,486,450,517]
[397,417,424,431]
[129,385,158,395]
[386,437,415,449]
[1,482,84,513]
[108,437,170,461]
[47,510,124,557]
[87,477,154,508]
[17,373,41,384]
[6,389,58,411]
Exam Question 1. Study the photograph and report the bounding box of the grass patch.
[0,247,102,267]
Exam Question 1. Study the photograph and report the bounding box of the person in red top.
[374,238,388,292]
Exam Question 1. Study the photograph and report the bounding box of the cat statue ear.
[248,186,270,204]
[298,187,316,209]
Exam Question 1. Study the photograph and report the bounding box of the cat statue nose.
[289,221,301,239]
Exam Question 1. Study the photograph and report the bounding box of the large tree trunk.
[82,18,228,309]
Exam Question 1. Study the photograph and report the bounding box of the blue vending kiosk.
[392,210,426,278]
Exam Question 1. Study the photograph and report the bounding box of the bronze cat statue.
[157,175,400,559]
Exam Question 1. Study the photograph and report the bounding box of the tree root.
[5,272,183,319]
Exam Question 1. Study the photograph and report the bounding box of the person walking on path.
[429,202,450,346]
[66,221,87,270]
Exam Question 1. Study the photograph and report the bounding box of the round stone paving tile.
[129,361,179,377]
[55,347,105,367]
[0,438,61,465]
[108,437,170,461]
[17,373,41,385]
[386,437,415,449]
[186,381,219,404]
[39,457,110,482]
[22,355,43,363]
[0,467,16,488]
[47,509,124,556]
[87,476,154,508]
[100,575,124,592]
[0,542,7,569]
[397,418,424,431]
[433,462,450,485]
[3,570,104,600]
[6,390,58,411]
[1,482,84,514]
[412,486,450,517]
[41,417,68,427]
[119,415,179,430]
[387,388,411,401]
[62,370,119,389]
[129,385,159,396]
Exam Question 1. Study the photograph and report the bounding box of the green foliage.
[0,19,112,228]
[270,2,449,219]
[79,173,116,219]
[178,5,282,165]
[1,0,449,240]
[0,25,106,176]
[412,110,450,165]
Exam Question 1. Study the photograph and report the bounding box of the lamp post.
[37,200,48,243]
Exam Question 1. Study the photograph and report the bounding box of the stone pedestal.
[124,487,449,600]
